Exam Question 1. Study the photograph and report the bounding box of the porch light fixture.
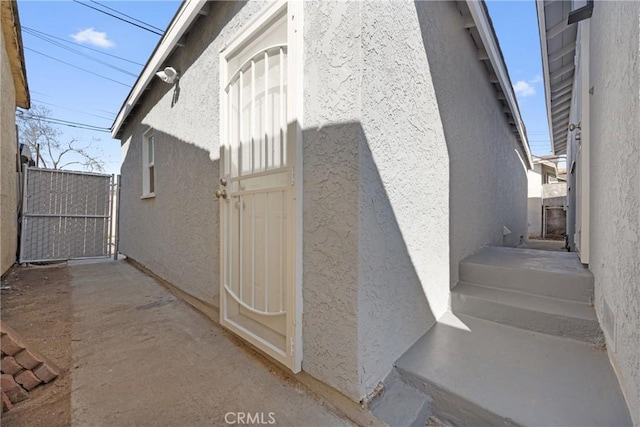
[155,66,180,84]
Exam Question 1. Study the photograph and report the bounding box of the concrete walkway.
[69,260,349,426]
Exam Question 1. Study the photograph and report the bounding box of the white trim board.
[467,0,533,169]
[111,0,207,138]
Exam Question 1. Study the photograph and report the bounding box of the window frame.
[141,129,156,199]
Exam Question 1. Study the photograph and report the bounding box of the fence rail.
[19,167,117,263]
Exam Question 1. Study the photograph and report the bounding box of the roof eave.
[467,0,533,169]
[2,0,30,109]
[111,0,207,139]
[536,0,558,156]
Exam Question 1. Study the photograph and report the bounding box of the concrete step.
[370,370,431,427]
[396,312,632,427]
[459,247,593,302]
[451,281,604,344]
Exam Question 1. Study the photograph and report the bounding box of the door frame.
[218,0,303,372]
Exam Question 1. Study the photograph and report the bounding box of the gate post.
[113,174,121,260]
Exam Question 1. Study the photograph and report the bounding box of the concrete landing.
[396,312,632,427]
[460,247,593,302]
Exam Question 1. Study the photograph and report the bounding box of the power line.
[31,90,117,116]
[22,26,144,66]
[72,0,163,36]
[88,0,164,32]
[32,98,115,121]
[23,29,138,77]
[18,110,111,133]
[25,47,131,87]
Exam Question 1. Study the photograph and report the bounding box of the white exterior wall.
[414,1,528,289]
[302,1,363,400]
[303,0,528,401]
[120,0,528,403]
[1,26,18,276]
[587,2,640,422]
[528,165,543,238]
[119,1,267,307]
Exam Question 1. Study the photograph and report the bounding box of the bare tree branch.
[17,105,106,172]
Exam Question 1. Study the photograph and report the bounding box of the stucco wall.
[588,2,640,422]
[1,26,18,276]
[302,1,528,401]
[358,0,449,398]
[528,165,543,237]
[302,1,363,400]
[120,0,529,404]
[119,1,266,307]
[415,1,528,289]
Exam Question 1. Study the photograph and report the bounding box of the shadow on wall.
[415,1,528,290]
[122,1,249,119]
[120,129,220,306]
[302,121,437,400]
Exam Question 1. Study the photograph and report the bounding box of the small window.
[142,131,155,198]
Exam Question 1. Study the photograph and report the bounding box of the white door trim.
[218,0,303,372]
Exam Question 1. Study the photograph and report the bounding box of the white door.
[218,2,301,372]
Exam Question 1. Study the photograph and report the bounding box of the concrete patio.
[68,260,351,426]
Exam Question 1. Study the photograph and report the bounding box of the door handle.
[215,189,228,199]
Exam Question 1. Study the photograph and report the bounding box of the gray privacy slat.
[20,168,113,262]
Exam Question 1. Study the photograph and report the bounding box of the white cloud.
[70,28,114,48]
[530,74,543,84]
[513,80,536,97]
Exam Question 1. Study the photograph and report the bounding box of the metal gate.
[19,167,117,263]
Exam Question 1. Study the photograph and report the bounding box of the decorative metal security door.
[19,167,116,263]
[218,2,301,372]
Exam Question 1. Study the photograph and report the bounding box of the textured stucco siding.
[302,1,527,401]
[415,1,528,289]
[119,1,266,307]
[588,2,640,422]
[120,0,529,404]
[302,1,362,400]
[358,1,448,398]
[1,26,18,276]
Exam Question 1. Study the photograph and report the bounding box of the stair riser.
[452,293,604,345]
[396,368,520,427]
[459,263,593,302]
[370,370,431,427]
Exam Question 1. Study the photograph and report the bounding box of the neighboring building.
[112,1,530,403]
[1,0,29,276]
[527,156,567,239]
[538,0,640,423]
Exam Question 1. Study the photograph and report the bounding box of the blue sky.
[17,1,551,175]
[487,0,552,156]
[18,0,180,174]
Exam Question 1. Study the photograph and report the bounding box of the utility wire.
[23,29,138,77]
[25,47,131,87]
[31,90,117,116]
[88,0,164,32]
[18,110,111,133]
[72,0,163,36]
[22,26,144,66]
[32,98,115,121]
